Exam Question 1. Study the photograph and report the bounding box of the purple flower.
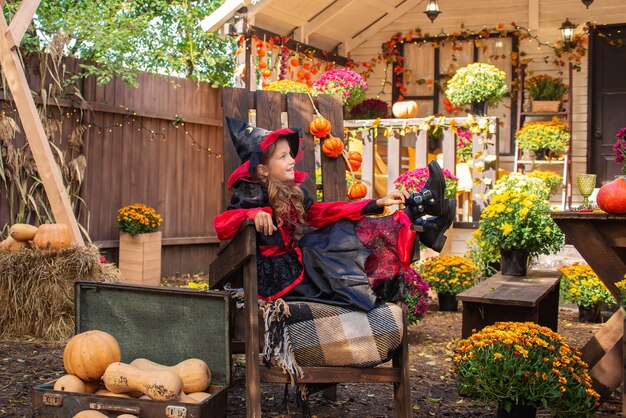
[613,125,626,174]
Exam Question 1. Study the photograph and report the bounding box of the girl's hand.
[376,189,410,207]
[254,211,277,235]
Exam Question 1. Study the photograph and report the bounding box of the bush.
[403,267,430,324]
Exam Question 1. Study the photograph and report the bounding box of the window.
[393,33,519,155]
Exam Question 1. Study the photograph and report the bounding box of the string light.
[20,107,222,158]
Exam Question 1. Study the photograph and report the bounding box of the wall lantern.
[560,18,577,46]
[581,0,594,8]
[424,0,441,23]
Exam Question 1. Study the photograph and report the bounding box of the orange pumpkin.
[63,330,122,381]
[309,116,332,139]
[392,100,418,118]
[348,182,367,200]
[321,137,344,158]
[33,223,72,251]
[597,177,626,214]
[345,151,362,171]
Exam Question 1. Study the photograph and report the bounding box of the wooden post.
[0,1,84,245]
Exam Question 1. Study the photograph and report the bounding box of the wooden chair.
[209,87,415,418]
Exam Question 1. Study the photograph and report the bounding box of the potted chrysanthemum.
[515,117,570,160]
[403,266,430,324]
[453,321,600,417]
[312,68,368,110]
[116,203,163,285]
[479,189,563,276]
[418,255,480,312]
[445,62,508,115]
[558,263,616,323]
[394,166,458,198]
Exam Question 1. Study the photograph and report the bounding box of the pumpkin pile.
[0,223,72,252]
[56,330,215,406]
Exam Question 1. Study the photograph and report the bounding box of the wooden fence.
[0,55,225,275]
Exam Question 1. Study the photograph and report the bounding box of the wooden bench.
[456,270,561,339]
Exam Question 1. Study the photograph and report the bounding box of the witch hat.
[225,116,303,188]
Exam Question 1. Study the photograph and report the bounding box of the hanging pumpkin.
[392,100,419,118]
[597,177,626,214]
[33,223,72,251]
[345,151,362,171]
[310,116,332,139]
[321,136,344,158]
[348,182,368,200]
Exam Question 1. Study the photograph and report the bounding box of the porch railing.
[344,116,500,224]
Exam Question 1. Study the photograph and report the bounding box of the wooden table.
[551,211,626,409]
[457,270,560,339]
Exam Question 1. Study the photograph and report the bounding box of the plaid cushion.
[284,301,404,367]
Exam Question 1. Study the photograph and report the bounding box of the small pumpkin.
[348,182,368,200]
[73,412,108,418]
[130,358,211,393]
[53,374,86,393]
[102,362,183,401]
[345,151,362,171]
[321,136,344,158]
[0,236,27,253]
[9,223,38,242]
[309,116,332,139]
[33,223,72,251]
[63,330,122,381]
[392,100,418,118]
[597,177,626,214]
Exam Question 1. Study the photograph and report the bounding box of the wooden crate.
[32,281,230,417]
[118,231,162,285]
[531,100,560,113]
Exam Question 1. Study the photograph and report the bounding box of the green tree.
[4,0,235,87]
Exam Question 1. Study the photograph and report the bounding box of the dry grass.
[0,244,121,341]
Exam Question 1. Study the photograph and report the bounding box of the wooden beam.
[302,0,358,37]
[200,0,248,33]
[0,5,84,245]
[347,0,417,53]
[7,0,40,47]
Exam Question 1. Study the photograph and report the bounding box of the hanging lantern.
[559,18,577,47]
[424,0,441,23]
[581,0,594,8]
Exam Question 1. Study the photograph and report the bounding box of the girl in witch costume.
[214,117,455,311]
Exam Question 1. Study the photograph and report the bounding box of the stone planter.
[118,231,162,286]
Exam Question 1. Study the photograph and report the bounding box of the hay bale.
[0,244,121,341]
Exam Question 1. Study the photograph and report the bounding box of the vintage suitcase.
[32,281,230,418]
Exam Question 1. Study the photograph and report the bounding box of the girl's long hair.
[252,139,306,227]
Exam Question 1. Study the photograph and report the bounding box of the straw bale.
[0,244,121,341]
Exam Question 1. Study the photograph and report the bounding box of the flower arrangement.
[558,263,615,309]
[515,117,570,153]
[453,321,600,416]
[526,74,568,101]
[527,170,563,197]
[456,128,473,163]
[613,126,626,175]
[263,79,311,94]
[403,266,430,324]
[116,203,163,235]
[479,189,564,257]
[491,172,550,200]
[394,166,458,199]
[312,68,368,110]
[346,98,390,119]
[445,63,508,106]
[418,255,479,296]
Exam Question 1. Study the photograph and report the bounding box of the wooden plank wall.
[0,55,224,275]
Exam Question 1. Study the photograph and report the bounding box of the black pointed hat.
[225,116,304,188]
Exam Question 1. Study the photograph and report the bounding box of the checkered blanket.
[280,301,405,368]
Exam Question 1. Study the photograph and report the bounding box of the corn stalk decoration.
[0,31,90,239]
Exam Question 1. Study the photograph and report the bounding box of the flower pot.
[531,100,560,113]
[500,249,530,276]
[578,304,603,323]
[471,101,488,116]
[118,231,162,286]
[496,404,537,418]
[438,292,458,312]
